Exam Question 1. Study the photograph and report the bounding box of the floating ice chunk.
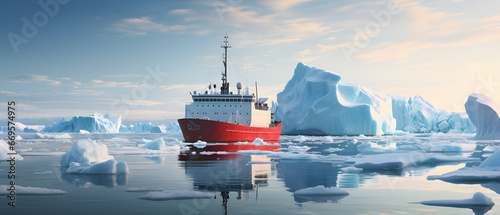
[79,130,90,134]
[325,148,342,152]
[60,139,114,166]
[354,152,475,170]
[483,145,500,153]
[357,141,397,154]
[0,185,66,195]
[0,139,23,160]
[294,185,349,196]
[466,93,500,140]
[428,150,500,182]
[34,171,53,175]
[43,113,121,133]
[139,138,166,151]
[193,140,207,149]
[15,135,22,140]
[66,159,129,174]
[35,133,72,139]
[285,145,311,153]
[419,142,476,152]
[139,190,212,201]
[277,63,396,136]
[417,192,494,206]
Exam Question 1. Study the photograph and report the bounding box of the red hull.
[178,118,281,143]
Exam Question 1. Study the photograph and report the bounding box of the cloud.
[168,9,192,15]
[112,17,196,35]
[355,1,500,62]
[90,79,141,88]
[160,84,206,90]
[335,1,385,12]
[260,0,312,11]
[318,44,345,52]
[10,75,61,85]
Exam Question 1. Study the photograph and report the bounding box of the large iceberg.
[0,139,23,160]
[43,113,121,133]
[277,62,396,136]
[391,95,475,133]
[465,93,500,140]
[277,62,475,135]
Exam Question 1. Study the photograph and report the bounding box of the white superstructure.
[185,84,271,127]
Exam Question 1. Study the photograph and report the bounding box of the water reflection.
[179,149,272,214]
[60,167,128,188]
[276,161,350,204]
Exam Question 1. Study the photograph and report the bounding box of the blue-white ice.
[277,63,396,136]
[465,93,500,140]
[277,63,475,136]
[43,113,121,133]
[60,139,129,175]
[428,150,500,182]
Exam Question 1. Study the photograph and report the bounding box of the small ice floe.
[0,185,67,195]
[35,133,72,139]
[34,171,53,175]
[192,140,207,149]
[294,185,349,196]
[416,192,494,210]
[324,147,342,153]
[415,133,435,138]
[357,141,397,155]
[79,130,90,134]
[419,142,476,153]
[284,145,311,153]
[353,152,475,170]
[0,139,23,160]
[60,139,129,175]
[138,190,213,201]
[483,145,500,153]
[15,135,22,140]
[428,150,500,182]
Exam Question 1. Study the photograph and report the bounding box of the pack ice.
[465,93,500,140]
[277,62,475,135]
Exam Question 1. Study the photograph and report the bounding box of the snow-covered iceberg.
[43,113,121,133]
[277,62,396,136]
[60,139,114,166]
[465,93,500,140]
[60,139,128,175]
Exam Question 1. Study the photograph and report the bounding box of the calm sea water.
[1,133,499,215]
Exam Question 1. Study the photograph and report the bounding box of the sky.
[1,0,500,121]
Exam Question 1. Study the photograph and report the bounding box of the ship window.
[230,105,232,107]
[225,105,226,107]
[230,99,234,102]
[202,105,204,107]
[213,105,215,107]
[210,99,213,102]
[218,105,220,107]
[197,105,198,107]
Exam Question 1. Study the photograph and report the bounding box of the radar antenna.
[221,33,231,94]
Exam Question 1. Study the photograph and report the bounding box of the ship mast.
[221,34,231,94]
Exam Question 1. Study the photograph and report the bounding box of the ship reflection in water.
[179,143,276,214]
